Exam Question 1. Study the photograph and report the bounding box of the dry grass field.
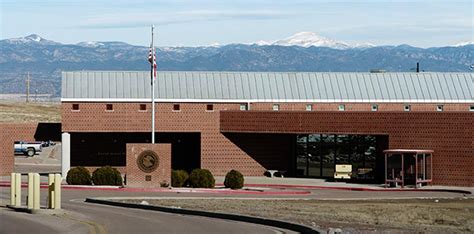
[0,101,60,123]
[123,198,474,233]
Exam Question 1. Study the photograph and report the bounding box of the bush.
[160,180,170,188]
[92,166,123,186]
[171,170,189,187]
[66,167,92,185]
[224,170,244,189]
[188,169,215,188]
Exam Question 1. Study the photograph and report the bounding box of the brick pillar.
[126,143,171,188]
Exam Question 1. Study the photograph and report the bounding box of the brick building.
[60,71,473,186]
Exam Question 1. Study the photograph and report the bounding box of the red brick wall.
[126,143,171,188]
[220,111,474,187]
[61,102,473,186]
[0,123,40,176]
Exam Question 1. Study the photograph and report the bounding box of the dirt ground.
[0,101,60,123]
[122,198,474,233]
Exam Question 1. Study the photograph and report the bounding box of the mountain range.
[0,33,472,96]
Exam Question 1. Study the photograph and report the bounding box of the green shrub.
[171,170,189,187]
[92,166,123,186]
[66,167,92,185]
[188,169,215,188]
[224,170,244,189]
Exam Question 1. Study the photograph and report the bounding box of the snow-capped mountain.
[4,34,60,45]
[453,41,474,47]
[255,32,374,49]
[1,33,472,95]
[76,41,105,48]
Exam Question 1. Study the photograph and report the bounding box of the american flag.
[148,46,157,80]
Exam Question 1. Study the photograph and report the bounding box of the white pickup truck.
[14,141,42,157]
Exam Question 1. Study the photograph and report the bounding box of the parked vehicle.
[14,141,42,157]
[41,140,55,147]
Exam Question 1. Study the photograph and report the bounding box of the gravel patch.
[121,198,474,233]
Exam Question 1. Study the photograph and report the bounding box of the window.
[272,104,280,111]
[72,104,79,111]
[139,104,147,111]
[240,103,248,111]
[404,104,411,112]
[470,105,474,112]
[206,104,214,111]
[173,104,180,111]
[371,104,378,112]
[436,105,443,112]
[106,104,113,111]
[305,104,313,111]
[338,104,345,111]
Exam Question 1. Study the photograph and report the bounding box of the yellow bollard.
[28,173,34,209]
[33,173,40,210]
[54,174,61,209]
[28,173,40,210]
[10,173,15,206]
[48,174,55,209]
[14,173,21,206]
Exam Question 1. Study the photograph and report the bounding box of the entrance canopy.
[383,149,433,188]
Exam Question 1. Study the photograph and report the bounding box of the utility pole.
[26,72,30,103]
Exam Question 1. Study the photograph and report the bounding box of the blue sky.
[1,0,472,47]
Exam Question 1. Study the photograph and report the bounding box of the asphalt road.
[1,179,469,234]
[0,188,295,234]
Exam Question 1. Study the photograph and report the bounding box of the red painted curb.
[0,183,310,195]
[1,181,469,194]
[215,183,472,194]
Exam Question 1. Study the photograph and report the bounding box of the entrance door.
[307,134,321,177]
[321,134,335,177]
[296,135,308,176]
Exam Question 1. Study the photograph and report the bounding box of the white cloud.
[76,10,299,29]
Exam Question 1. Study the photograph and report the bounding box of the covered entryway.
[70,132,200,172]
[384,149,433,188]
[295,134,388,182]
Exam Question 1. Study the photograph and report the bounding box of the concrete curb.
[85,197,320,234]
[6,205,66,215]
[215,183,473,194]
[0,182,310,195]
[1,181,470,194]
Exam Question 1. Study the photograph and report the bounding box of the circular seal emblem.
[137,150,159,173]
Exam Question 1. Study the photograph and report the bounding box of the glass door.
[296,135,308,176]
[321,134,335,177]
[307,134,321,177]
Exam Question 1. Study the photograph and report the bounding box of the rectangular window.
[272,104,280,111]
[305,104,313,111]
[106,104,113,111]
[404,104,411,112]
[206,104,214,111]
[470,105,474,112]
[139,104,147,111]
[240,104,248,111]
[436,105,443,112]
[371,104,378,112]
[338,104,345,111]
[72,104,79,111]
[173,104,180,111]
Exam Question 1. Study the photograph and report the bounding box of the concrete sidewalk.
[215,176,474,193]
[2,175,472,194]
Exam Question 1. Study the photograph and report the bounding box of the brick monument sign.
[126,143,171,188]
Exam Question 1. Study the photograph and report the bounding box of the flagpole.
[151,25,155,144]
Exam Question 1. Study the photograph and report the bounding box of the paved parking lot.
[14,142,61,174]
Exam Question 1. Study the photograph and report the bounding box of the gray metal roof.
[61,71,474,103]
